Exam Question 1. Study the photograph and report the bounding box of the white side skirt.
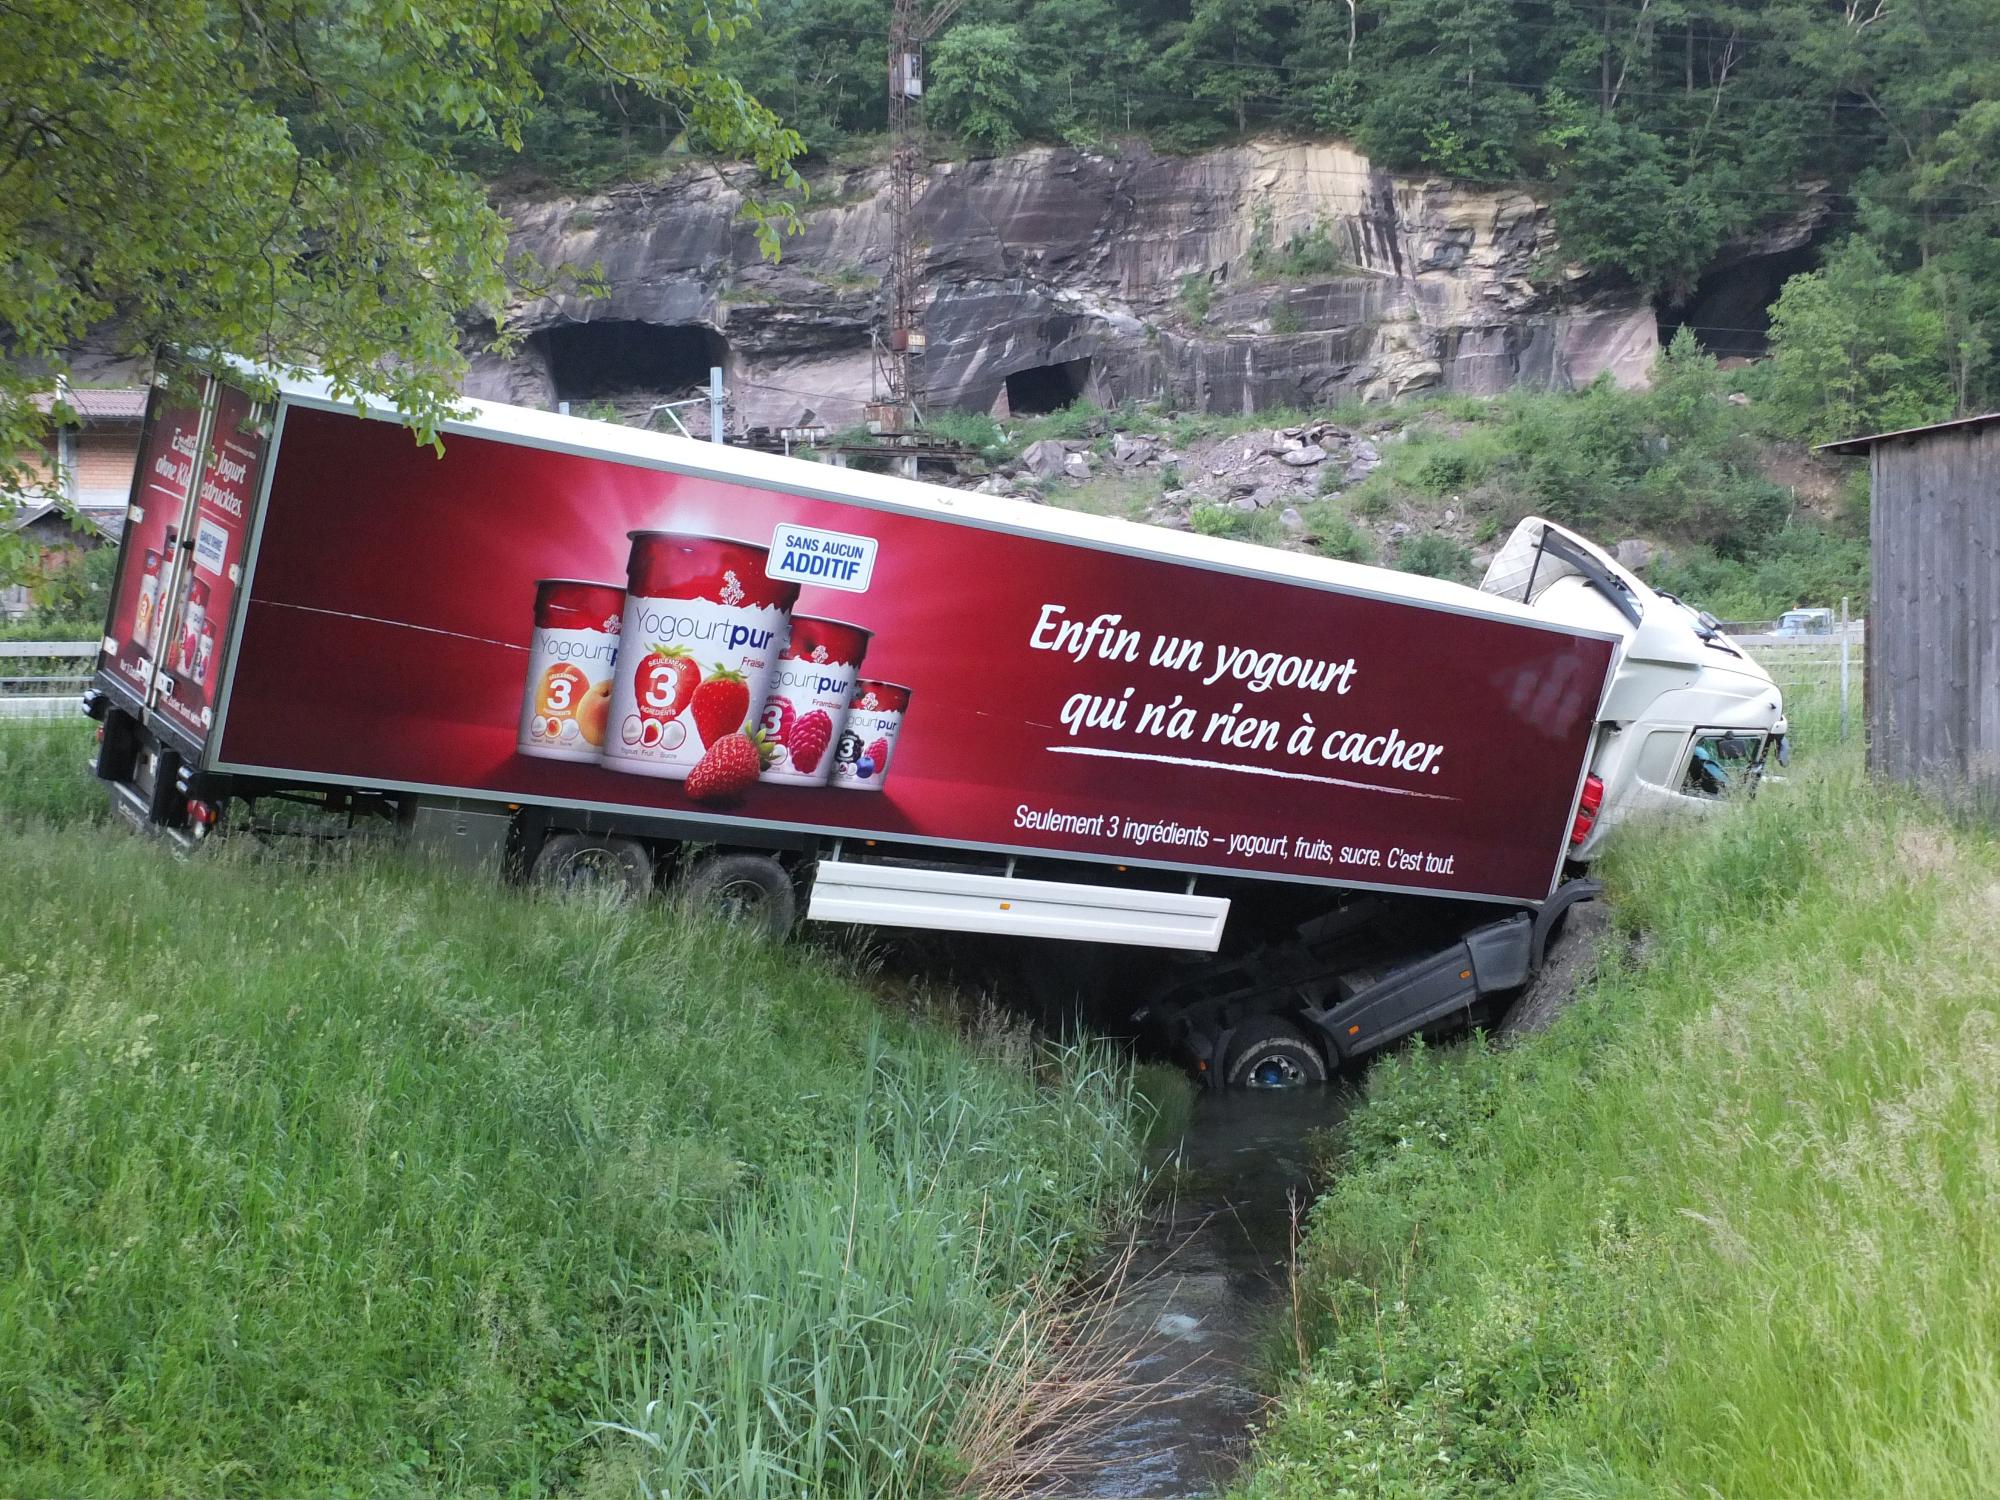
[806,859,1231,951]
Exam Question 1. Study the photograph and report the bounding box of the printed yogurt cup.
[830,679,911,792]
[603,532,800,780]
[758,616,871,785]
[518,578,624,761]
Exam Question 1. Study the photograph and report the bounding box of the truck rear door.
[92,369,273,812]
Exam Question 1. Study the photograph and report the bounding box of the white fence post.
[1839,596,1851,743]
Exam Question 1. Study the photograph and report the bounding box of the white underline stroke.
[260,600,528,652]
[1047,745,1458,801]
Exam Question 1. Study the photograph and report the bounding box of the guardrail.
[0,640,94,720]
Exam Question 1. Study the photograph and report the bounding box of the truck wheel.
[1224,1018,1330,1090]
[678,853,797,940]
[531,833,654,902]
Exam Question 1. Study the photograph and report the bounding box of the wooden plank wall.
[1869,425,2000,795]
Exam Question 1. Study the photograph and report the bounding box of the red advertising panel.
[217,406,1615,902]
[151,384,267,745]
[100,388,205,706]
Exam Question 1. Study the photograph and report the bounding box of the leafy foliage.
[1394,331,1800,560]
[6,546,117,633]
[1,0,802,508]
[1395,532,1472,581]
[930,23,1035,153]
[1762,238,1954,443]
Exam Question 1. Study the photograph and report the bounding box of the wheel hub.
[1248,1053,1310,1089]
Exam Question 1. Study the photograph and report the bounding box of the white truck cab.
[1482,517,1787,860]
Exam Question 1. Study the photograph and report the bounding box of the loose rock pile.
[976,420,1385,534]
[963,415,1666,583]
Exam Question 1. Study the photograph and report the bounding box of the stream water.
[1057,1086,1352,1499]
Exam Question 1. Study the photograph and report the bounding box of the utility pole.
[871,0,963,434]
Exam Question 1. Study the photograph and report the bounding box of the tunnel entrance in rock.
[1005,358,1093,415]
[1657,242,1822,358]
[534,321,729,404]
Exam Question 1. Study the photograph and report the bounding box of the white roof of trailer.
[238,360,1615,643]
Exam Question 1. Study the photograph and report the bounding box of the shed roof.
[32,386,150,423]
[4,501,116,539]
[1817,411,2000,455]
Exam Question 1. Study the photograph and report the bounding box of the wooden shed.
[1821,413,2000,794]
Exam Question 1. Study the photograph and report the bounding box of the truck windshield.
[1681,732,1768,798]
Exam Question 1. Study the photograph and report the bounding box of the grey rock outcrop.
[1019,439,1069,479]
[474,140,1660,427]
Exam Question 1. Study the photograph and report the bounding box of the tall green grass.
[0,718,106,825]
[1241,744,2000,1498]
[0,725,1141,1496]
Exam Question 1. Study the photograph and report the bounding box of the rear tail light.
[1569,774,1605,846]
[94,725,105,744]
[188,798,217,829]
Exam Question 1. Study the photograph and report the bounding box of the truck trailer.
[82,364,1787,1085]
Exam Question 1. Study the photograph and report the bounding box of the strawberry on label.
[690,665,751,747]
[684,729,774,804]
[636,645,700,722]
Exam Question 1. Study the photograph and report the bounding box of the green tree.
[930,22,1035,153]
[1552,123,1723,298]
[1014,0,1153,145]
[704,0,893,160]
[2,0,803,511]
[1160,0,1292,138]
[1909,97,2000,415]
[1764,239,1952,444]
[1349,0,1530,178]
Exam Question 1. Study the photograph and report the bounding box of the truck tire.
[678,853,797,940]
[1224,1018,1330,1090]
[531,833,654,902]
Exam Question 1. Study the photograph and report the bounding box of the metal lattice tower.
[873,0,962,432]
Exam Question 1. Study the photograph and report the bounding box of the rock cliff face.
[472,141,1658,428]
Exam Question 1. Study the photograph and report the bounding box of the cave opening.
[1004,358,1094,415]
[1656,242,1823,358]
[533,320,730,403]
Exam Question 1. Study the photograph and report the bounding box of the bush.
[922,405,1006,462]
[1650,524,1871,620]
[1249,217,1354,282]
[1349,475,1394,519]
[1178,273,1214,325]
[1305,507,1375,564]
[1395,532,1472,581]
[1190,503,1282,545]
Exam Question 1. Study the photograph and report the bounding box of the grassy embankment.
[1242,662,1999,1498]
[0,720,1144,1498]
